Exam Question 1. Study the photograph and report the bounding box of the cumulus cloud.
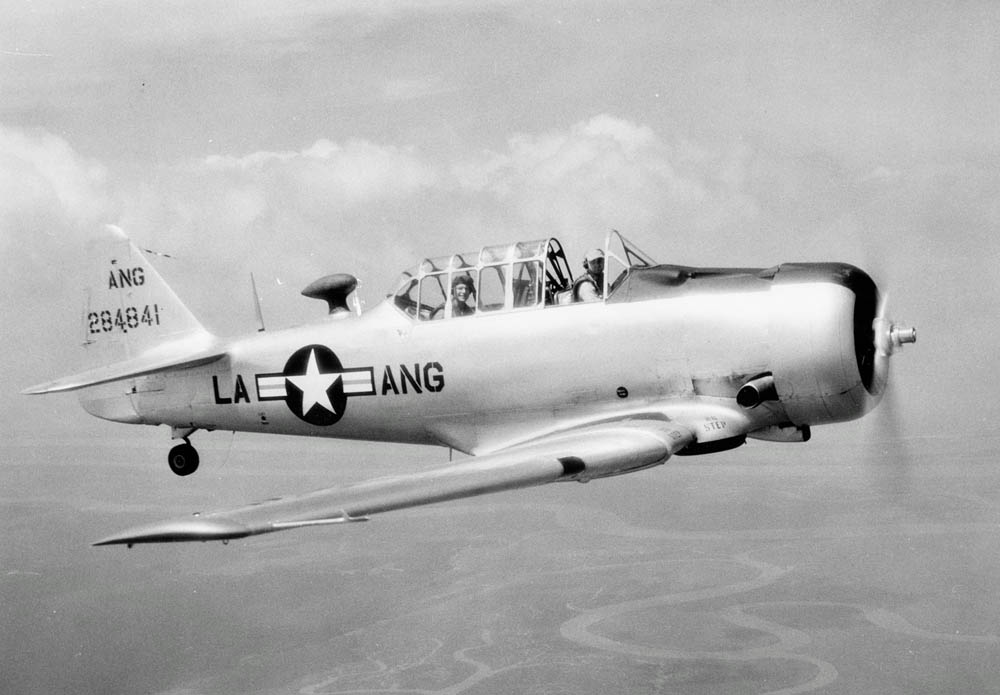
[203,138,438,210]
[0,115,755,264]
[0,124,110,245]
[454,115,758,240]
[166,137,441,271]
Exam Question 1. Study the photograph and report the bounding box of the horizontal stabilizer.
[23,338,226,394]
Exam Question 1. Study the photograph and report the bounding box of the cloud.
[453,114,759,241]
[0,115,758,266]
[0,125,110,245]
[204,138,439,212]
[123,115,759,281]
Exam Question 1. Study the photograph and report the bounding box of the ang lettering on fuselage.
[380,362,444,395]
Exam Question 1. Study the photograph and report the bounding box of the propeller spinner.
[866,292,917,409]
[874,294,917,357]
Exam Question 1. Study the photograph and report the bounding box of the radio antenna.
[250,273,266,332]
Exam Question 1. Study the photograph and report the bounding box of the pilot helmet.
[584,248,605,270]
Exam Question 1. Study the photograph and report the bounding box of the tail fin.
[24,226,225,395]
[81,225,208,365]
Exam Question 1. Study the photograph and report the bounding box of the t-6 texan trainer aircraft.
[25,226,916,547]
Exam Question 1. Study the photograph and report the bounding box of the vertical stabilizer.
[82,225,210,368]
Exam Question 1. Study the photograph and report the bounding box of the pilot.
[572,248,604,302]
[451,274,476,317]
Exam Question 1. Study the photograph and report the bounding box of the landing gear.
[168,440,200,476]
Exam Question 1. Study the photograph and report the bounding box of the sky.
[3,4,1000,694]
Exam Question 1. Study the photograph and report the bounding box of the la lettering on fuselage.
[213,362,445,405]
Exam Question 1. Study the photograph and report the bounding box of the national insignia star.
[287,349,341,414]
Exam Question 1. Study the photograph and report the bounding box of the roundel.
[282,344,347,426]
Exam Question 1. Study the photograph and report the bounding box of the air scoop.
[302,274,358,315]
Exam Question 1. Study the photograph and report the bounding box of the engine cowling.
[768,264,890,426]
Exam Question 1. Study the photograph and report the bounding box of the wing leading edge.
[93,419,695,547]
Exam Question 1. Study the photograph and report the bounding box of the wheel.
[168,442,200,476]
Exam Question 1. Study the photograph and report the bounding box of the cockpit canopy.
[390,231,656,321]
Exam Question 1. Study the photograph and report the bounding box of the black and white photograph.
[3,2,999,693]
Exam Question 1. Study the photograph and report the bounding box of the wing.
[93,419,695,546]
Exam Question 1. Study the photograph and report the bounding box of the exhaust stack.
[737,373,778,409]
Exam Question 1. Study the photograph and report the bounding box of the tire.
[168,443,200,476]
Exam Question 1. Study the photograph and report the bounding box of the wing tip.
[92,517,254,547]
[22,381,71,395]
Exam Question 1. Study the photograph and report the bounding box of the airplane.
[24,225,916,547]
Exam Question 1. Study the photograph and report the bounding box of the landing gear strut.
[168,438,200,476]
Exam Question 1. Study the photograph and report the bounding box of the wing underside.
[94,419,694,546]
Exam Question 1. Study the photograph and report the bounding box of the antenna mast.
[250,273,266,332]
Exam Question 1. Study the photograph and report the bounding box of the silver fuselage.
[82,262,880,455]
